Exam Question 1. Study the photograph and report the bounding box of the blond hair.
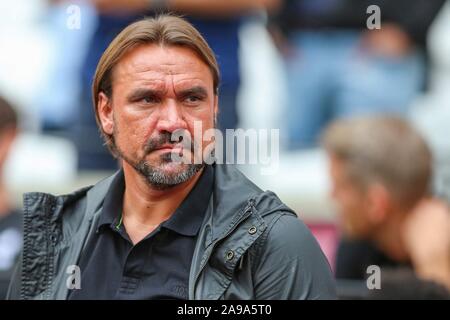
[322,116,432,209]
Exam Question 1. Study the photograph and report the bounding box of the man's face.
[328,154,372,238]
[98,44,218,188]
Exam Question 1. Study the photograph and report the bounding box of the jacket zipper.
[192,197,256,299]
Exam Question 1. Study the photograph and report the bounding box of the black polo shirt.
[69,165,213,300]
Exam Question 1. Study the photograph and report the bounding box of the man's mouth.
[154,144,184,153]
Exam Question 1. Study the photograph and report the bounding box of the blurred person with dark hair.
[322,116,450,298]
[73,0,281,170]
[0,96,22,299]
[270,0,445,149]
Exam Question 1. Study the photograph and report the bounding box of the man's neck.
[121,163,203,244]
[372,211,409,263]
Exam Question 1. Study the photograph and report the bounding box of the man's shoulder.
[262,213,320,255]
[246,190,326,268]
[215,164,300,226]
[22,171,121,223]
[250,210,336,299]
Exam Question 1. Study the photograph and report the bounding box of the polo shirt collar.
[97,165,214,237]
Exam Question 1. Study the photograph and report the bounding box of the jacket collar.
[83,164,265,244]
[22,164,260,247]
[20,164,292,300]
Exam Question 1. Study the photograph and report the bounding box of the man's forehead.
[113,44,212,81]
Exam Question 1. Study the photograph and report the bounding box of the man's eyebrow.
[177,86,208,97]
[126,88,162,101]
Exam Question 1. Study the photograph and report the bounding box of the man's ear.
[366,183,391,225]
[97,92,114,135]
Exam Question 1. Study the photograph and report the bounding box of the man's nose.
[156,99,188,133]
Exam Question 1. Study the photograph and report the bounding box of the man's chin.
[157,161,192,175]
[134,158,204,189]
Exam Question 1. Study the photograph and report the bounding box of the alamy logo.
[66,265,81,290]
[168,121,280,175]
[66,5,81,30]
[366,5,381,30]
[366,265,381,290]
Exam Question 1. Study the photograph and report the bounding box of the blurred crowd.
[0,0,449,299]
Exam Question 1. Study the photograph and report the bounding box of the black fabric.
[0,210,22,299]
[68,166,213,300]
[369,268,450,300]
[335,238,408,280]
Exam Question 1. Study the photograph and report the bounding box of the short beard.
[111,133,204,190]
[135,154,204,190]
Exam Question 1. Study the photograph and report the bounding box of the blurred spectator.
[368,199,450,299]
[0,96,22,299]
[322,116,450,298]
[72,0,280,170]
[270,0,445,149]
[37,0,97,132]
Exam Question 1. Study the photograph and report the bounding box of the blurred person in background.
[322,116,450,299]
[367,198,450,300]
[0,96,22,299]
[398,198,450,296]
[37,0,97,133]
[73,0,281,170]
[270,0,445,149]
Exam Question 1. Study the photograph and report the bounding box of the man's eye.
[185,96,201,103]
[141,96,158,104]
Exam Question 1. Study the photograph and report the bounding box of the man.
[322,116,450,298]
[73,0,281,170]
[0,96,22,299]
[8,16,335,300]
